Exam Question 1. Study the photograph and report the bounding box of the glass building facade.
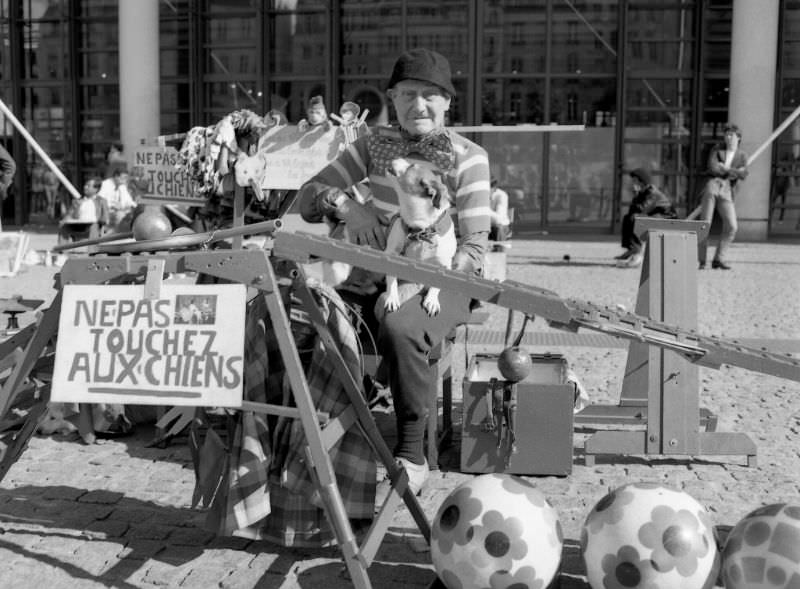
[1,0,799,235]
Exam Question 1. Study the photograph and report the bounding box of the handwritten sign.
[132,146,204,206]
[52,284,246,407]
[258,124,347,189]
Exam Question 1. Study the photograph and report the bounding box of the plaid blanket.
[195,280,375,546]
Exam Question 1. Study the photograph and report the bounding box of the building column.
[728,0,780,240]
[119,0,160,158]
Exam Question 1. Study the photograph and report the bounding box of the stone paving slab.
[0,229,798,588]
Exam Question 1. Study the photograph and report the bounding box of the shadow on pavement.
[0,482,432,588]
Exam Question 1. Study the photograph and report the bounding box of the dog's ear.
[420,181,440,207]
[421,176,449,208]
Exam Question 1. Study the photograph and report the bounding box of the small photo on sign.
[174,294,217,325]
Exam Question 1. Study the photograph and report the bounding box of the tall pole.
[119,0,160,154]
[728,0,780,239]
[0,97,81,201]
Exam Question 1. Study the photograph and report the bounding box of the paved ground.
[0,225,798,588]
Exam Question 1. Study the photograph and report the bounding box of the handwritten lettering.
[73,299,171,328]
[68,351,243,389]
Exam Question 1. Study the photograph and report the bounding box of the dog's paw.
[422,293,441,316]
[38,416,78,436]
[384,293,400,313]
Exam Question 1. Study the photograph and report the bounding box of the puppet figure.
[331,101,370,148]
[297,96,332,133]
[234,151,269,201]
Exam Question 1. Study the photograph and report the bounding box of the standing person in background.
[30,163,46,216]
[0,143,16,230]
[489,177,512,250]
[615,167,677,268]
[102,142,127,177]
[42,162,62,220]
[698,124,748,270]
[299,48,491,501]
[771,152,793,223]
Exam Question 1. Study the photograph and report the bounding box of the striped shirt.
[331,126,492,235]
[300,125,491,272]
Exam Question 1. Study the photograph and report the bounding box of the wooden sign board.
[51,284,246,407]
[258,124,346,190]
[132,146,205,206]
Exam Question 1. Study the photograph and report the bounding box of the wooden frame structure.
[573,218,758,465]
[2,223,799,586]
[274,230,800,468]
[0,244,432,589]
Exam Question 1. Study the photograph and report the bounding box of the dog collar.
[402,211,453,243]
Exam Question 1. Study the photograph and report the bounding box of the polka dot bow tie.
[368,130,455,173]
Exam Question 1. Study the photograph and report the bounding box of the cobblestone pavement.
[0,228,798,588]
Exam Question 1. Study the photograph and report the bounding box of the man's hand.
[337,199,389,249]
[452,231,489,275]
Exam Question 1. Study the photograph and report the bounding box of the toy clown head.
[306,95,328,125]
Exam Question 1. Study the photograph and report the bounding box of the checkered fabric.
[195,281,375,546]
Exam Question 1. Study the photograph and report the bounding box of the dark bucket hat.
[387,48,456,96]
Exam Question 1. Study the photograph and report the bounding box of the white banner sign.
[52,284,246,407]
[258,124,346,190]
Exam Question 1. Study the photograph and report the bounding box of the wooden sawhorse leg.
[291,274,431,542]
[575,225,757,465]
[0,297,63,479]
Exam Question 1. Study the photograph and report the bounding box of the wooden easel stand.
[0,247,429,589]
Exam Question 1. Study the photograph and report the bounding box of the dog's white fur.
[38,403,78,435]
[383,158,457,316]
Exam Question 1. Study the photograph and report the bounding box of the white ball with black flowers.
[430,473,563,589]
[581,482,719,589]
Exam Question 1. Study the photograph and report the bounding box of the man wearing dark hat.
[299,48,491,502]
[615,167,677,267]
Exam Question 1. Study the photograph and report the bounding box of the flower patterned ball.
[581,482,719,589]
[722,503,800,588]
[430,473,563,589]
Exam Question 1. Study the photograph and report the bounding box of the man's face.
[724,130,740,150]
[388,80,451,136]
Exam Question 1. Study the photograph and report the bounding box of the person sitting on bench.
[58,177,106,244]
[615,167,677,268]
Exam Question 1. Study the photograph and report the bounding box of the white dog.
[381,158,457,316]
